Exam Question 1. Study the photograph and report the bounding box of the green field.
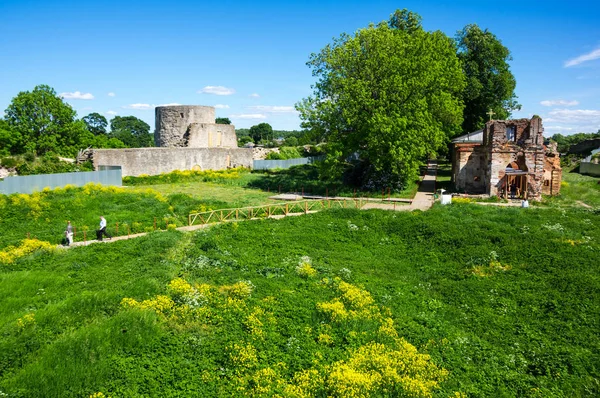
[1,199,598,397]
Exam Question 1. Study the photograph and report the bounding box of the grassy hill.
[1,202,598,397]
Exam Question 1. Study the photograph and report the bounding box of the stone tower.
[154,105,236,148]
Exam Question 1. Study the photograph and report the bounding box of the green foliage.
[264,146,303,160]
[248,164,418,197]
[4,85,94,156]
[0,183,226,250]
[0,154,93,175]
[298,9,465,188]
[551,131,600,153]
[122,167,249,186]
[0,201,598,396]
[82,113,108,136]
[249,122,273,143]
[215,117,231,125]
[110,116,153,148]
[0,120,22,156]
[456,24,521,133]
[237,135,254,147]
[283,136,298,147]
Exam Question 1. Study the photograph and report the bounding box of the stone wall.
[452,143,486,193]
[92,148,253,177]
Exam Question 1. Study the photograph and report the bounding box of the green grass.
[247,164,419,199]
[1,203,598,397]
[132,180,273,209]
[542,169,600,208]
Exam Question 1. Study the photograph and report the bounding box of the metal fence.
[253,156,321,171]
[0,168,122,195]
[580,162,600,177]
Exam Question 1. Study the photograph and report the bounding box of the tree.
[4,85,92,155]
[237,136,254,146]
[249,123,273,143]
[216,117,231,125]
[83,112,108,135]
[0,119,22,155]
[109,116,153,147]
[296,9,464,188]
[456,24,521,133]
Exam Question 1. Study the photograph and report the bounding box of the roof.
[451,129,483,143]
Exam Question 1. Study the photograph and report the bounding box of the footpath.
[361,160,437,211]
[65,161,439,248]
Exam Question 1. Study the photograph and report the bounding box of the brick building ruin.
[451,116,561,200]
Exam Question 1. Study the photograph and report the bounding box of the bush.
[0,157,19,168]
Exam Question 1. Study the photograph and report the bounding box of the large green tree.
[109,116,153,147]
[456,24,521,133]
[249,122,273,143]
[82,112,108,135]
[297,10,465,187]
[4,85,92,155]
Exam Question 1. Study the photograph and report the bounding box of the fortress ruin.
[92,105,252,176]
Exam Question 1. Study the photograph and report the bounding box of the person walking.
[65,221,73,246]
[97,216,112,241]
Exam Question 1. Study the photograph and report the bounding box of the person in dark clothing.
[510,182,517,199]
[97,216,112,241]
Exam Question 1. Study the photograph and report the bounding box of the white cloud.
[108,92,116,97]
[159,103,181,106]
[123,103,153,110]
[60,91,94,100]
[215,104,230,109]
[247,105,297,114]
[565,47,600,67]
[544,108,600,134]
[230,114,267,120]
[540,100,579,107]
[198,86,236,95]
[105,110,118,115]
[249,93,260,98]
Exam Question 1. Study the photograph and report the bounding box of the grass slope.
[1,204,598,397]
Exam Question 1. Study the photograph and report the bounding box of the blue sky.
[1,0,599,136]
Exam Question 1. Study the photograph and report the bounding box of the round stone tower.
[155,105,215,147]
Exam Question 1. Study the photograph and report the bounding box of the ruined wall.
[92,148,253,177]
[187,123,237,148]
[452,143,486,193]
[542,146,562,195]
[485,118,546,199]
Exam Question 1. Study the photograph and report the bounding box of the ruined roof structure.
[451,116,562,200]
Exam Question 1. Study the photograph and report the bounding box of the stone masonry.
[92,105,251,176]
[155,105,236,148]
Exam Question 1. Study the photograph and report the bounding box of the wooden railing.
[188,199,366,226]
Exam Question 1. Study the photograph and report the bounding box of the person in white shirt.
[65,221,73,246]
[97,216,112,241]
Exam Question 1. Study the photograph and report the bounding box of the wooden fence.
[188,199,366,226]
